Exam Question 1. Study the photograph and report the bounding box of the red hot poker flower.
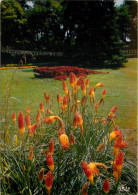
[29,124,37,137]
[62,80,68,95]
[63,96,67,111]
[81,181,89,195]
[103,178,110,194]
[102,89,106,103]
[113,134,127,157]
[94,82,104,92]
[45,171,53,194]
[70,132,75,145]
[69,72,76,87]
[57,93,63,104]
[113,161,118,184]
[115,151,124,178]
[58,128,66,140]
[76,77,82,90]
[88,87,95,103]
[81,79,86,96]
[36,110,41,124]
[59,134,69,150]
[43,116,56,124]
[38,168,44,180]
[18,112,25,137]
[85,78,89,89]
[81,161,94,184]
[49,139,54,155]
[12,112,16,123]
[46,152,54,172]
[26,106,30,114]
[25,115,31,129]
[40,102,44,113]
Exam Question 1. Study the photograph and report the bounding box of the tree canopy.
[1,0,137,67]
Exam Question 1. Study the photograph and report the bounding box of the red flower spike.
[59,134,69,150]
[95,103,99,112]
[36,110,41,124]
[88,87,95,103]
[49,139,54,155]
[26,106,30,114]
[102,89,106,103]
[57,93,63,104]
[70,133,75,145]
[69,72,76,87]
[38,168,44,180]
[113,135,127,157]
[18,112,25,137]
[25,115,31,129]
[63,96,67,111]
[113,162,119,184]
[62,80,68,95]
[44,92,47,101]
[81,79,86,96]
[103,178,110,194]
[81,181,89,195]
[76,77,82,90]
[43,116,56,124]
[58,128,66,140]
[81,161,94,184]
[85,78,89,89]
[29,124,37,137]
[12,112,16,123]
[46,152,54,172]
[40,102,44,113]
[45,171,53,193]
[115,151,124,177]
[94,82,104,92]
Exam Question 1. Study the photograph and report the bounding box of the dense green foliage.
[1,0,137,67]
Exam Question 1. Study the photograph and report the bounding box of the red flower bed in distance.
[34,66,103,80]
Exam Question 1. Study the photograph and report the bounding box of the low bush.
[34,66,103,80]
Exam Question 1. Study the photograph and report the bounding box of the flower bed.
[34,66,105,80]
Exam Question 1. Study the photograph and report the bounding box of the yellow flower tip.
[19,127,25,137]
[113,147,119,157]
[88,175,94,184]
[48,164,54,172]
[109,131,117,142]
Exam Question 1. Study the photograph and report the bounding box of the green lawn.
[0,58,137,159]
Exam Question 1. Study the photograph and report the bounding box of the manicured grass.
[0,58,137,160]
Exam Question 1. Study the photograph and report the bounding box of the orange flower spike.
[81,79,86,96]
[115,151,124,178]
[59,134,69,150]
[36,110,41,124]
[62,80,68,95]
[113,135,127,157]
[25,115,31,130]
[85,78,89,89]
[45,171,53,194]
[109,127,120,142]
[49,139,54,155]
[28,146,33,161]
[69,72,76,88]
[81,181,89,195]
[75,111,83,125]
[81,161,94,184]
[26,106,30,114]
[40,102,44,113]
[102,89,106,103]
[46,152,54,172]
[63,96,67,111]
[46,109,53,115]
[88,162,100,177]
[57,93,63,104]
[94,82,104,92]
[58,128,66,140]
[70,132,75,145]
[12,112,16,123]
[46,95,50,103]
[76,77,82,90]
[110,106,118,117]
[103,178,110,194]
[44,92,47,101]
[18,112,25,137]
[38,168,44,181]
[43,116,56,124]
[113,162,119,184]
[95,103,99,112]
[29,124,37,137]
[88,87,95,103]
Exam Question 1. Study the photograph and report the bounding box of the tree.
[1,0,27,49]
